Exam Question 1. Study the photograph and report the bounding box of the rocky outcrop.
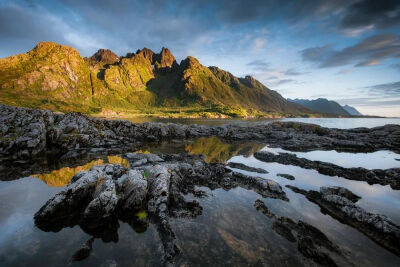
[34,153,288,263]
[227,161,268,173]
[153,47,178,71]
[277,173,295,180]
[2,104,399,165]
[89,49,119,65]
[286,185,400,257]
[254,199,352,266]
[254,151,400,189]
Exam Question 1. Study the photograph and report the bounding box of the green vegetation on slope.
[0,41,316,117]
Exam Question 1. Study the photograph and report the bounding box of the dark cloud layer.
[340,0,400,30]
[2,0,399,57]
[301,34,400,68]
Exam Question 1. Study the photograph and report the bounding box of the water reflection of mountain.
[32,156,129,187]
[185,136,265,162]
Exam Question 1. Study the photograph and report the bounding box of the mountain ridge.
[0,41,313,118]
[343,104,362,116]
[288,98,353,116]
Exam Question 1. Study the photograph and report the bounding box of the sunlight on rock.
[31,155,130,187]
[31,159,105,187]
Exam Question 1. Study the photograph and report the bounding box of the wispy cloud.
[283,68,308,76]
[301,34,400,68]
[365,81,400,96]
[253,37,267,50]
[246,60,270,70]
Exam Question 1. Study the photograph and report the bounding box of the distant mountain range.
[0,42,311,118]
[288,98,362,116]
[342,105,362,116]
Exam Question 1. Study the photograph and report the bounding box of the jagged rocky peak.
[33,41,60,51]
[30,41,80,58]
[135,47,155,63]
[154,47,178,70]
[242,75,258,88]
[209,66,237,81]
[89,49,119,64]
[180,56,201,69]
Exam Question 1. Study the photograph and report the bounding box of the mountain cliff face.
[343,105,362,116]
[288,98,351,116]
[0,41,310,117]
[0,42,100,112]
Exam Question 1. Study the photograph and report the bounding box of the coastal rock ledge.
[1,104,400,163]
[34,153,287,263]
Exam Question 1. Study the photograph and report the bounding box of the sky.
[1,0,400,116]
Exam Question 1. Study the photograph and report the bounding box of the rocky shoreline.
[1,103,400,264]
[286,185,400,257]
[32,152,400,264]
[254,151,400,189]
[1,104,399,165]
[34,153,287,263]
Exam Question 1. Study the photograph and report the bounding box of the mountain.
[0,41,311,117]
[288,98,350,116]
[342,105,362,116]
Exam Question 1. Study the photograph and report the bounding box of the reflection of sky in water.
[110,117,400,128]
[1,136,400,266]
[173,187,400,266]
[0,178,163,266]
[261,145,400,169]
[282,118,400,129]
[227,155,400,224]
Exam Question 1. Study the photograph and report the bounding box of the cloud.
[255,74,298,87]
[300,45,333,64]
[336,69,351,75]
[246,60,270,70]
[2,0,396,60]
[337,97,400,107]
[365,81,400,96]
[276,79,296,85]
[283,68,307,76]
[301,34,400,68]
[253,37,267,50]
[200,0,352,25]
[340,0,400,30]
[391,64,400,70]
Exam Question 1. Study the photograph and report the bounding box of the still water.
[113,116,400,129]
[0,136,399,266]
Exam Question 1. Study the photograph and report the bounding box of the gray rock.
[81,178,119,231]
[254,199,350,266]
[255,151,400,189]
[277,173,295,180]
[2,104,400,166]
[227,162,268,173]
[287,185,400,257]
[117,169,147,210]
[33,153,291,263]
